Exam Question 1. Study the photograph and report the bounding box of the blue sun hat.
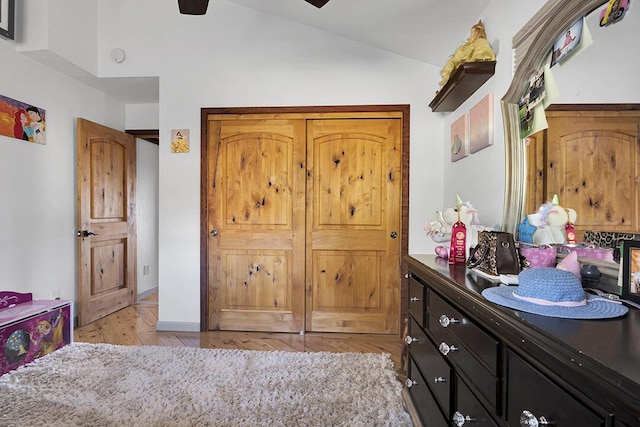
[481,267,628,319]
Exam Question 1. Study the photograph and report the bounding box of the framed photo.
[621,240,640,305]
[450,113,468,162]
[0,0,15,40]
[469,93,493,153]
[550,17,583,67]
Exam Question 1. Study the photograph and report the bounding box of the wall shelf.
[429,61,496,112]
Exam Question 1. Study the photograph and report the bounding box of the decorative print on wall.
[0,0,15,40]
[469,93,493,154]
[450,113,468,162]
[0,94,46,145]
[171,129,190,153]
[599,0,630,27]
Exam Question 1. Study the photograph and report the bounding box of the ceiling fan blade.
[178,0,209,15]
[304,0,330,8]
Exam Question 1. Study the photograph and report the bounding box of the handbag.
[518,242,557,268]
[466,231,522,276]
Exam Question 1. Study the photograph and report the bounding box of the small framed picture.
[0,0,15,40]
[621,240,640,305]
[171,129,190,153]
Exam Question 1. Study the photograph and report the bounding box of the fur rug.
[0,343,411,426]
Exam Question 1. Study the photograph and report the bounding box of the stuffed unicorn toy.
[529,195,577,245]
[425,196,496,257]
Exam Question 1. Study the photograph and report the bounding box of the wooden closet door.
[306,119,402,334]
[206,119,306,332]
[546,112,639,238]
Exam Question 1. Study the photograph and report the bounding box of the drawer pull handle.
[438,342,459,356]
[410,297,420,302]
[520,410,552,427]
[404,335,418,345]
[405,378,417,388]
[439,314,460,327]
[453,411,476,426]
[434,376,447,383]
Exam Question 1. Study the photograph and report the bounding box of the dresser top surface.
[407,254,640,391]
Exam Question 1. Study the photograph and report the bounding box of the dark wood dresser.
[403,254,640,427]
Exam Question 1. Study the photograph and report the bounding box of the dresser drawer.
[429,312,498,411]
[428,291,498,375]
[407,355,449,427]
[506,350,605,427]
[454,376,499,427]
[408,275,426,328]
[408,316,452,416]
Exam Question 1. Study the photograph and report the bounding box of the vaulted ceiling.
[227,0,493,65]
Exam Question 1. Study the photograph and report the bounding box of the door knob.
[210,229,218,237]
[390,231,398,238]
[77,230,97,237]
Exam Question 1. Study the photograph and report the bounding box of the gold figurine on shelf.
[439,20,496,87]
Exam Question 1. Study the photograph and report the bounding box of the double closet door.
[204,112,403,334]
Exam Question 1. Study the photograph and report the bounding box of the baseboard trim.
[156,321,200,332]
[137,287,158,300]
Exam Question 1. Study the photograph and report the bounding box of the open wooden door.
[77,118,137,326]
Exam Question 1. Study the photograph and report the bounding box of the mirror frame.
[501,0,606,235]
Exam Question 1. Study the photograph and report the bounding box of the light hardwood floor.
[74,293,407,375]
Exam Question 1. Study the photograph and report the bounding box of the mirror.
[500,0,624,279]
[501,0,607,235]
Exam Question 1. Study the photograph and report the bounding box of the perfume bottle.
[449,207,467,264]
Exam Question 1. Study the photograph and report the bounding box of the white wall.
[0,37,125,304]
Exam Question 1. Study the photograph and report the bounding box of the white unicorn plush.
[425,196,496,254]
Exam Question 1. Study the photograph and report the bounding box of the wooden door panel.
[77,118,136,326]
[208,119,306,332]
[315,134,383,226]
[90,141,126,218]
[546,113,638,238]
[223,251,290,308]
[91,240,126,294]
[314,251,381,309]
[307,119,402,334]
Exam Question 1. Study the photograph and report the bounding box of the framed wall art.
[0,0,15,40]
[450,113,468,162]
[171,129,190,153]
[0,94,46,145]
[469,93,494,153]
[621,240,640,305]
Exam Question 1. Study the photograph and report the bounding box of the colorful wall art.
[0,94,46,145]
